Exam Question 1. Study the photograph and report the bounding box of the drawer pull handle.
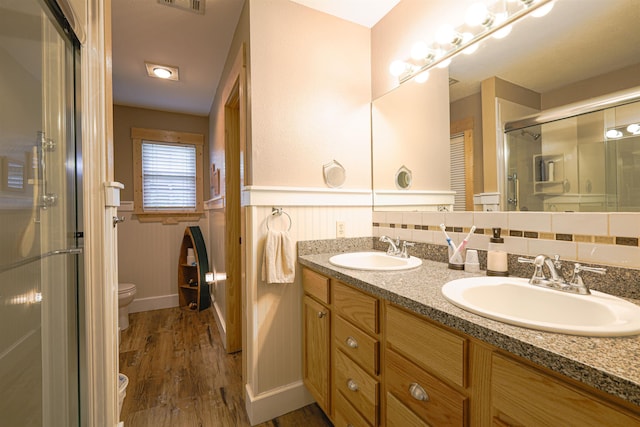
[409,382,429,402]
[317,311,327,318]
[346,336,359,348]
[347,379,359,392]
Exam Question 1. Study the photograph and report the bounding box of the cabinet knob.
[409,382,429,401]
[317,311,327,318]
[345,336,359,349]
[347,379,359,392]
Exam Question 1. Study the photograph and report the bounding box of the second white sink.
[442,276,640,336]
[329,251,422,271]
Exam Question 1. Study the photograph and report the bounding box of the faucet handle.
[517,256,535,264]
[567,263,606,295]
[400,241,415,258]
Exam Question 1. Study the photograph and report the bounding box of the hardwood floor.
[119,307,332,426]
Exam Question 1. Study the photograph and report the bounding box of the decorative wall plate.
[395,165,412,189]
[323,160,346,188]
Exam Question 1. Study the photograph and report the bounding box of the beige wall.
[542,63,640,109]
[207,1,250,326]
[372,68,450,191]
[113,104,210,201]
[249,0,371,189]
[112,105,210,308]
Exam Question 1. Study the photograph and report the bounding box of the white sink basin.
[329,251,422,271]
[441,276,640,336]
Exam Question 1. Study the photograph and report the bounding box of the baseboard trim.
[128,294,178,313]
[244,381,315,425]
[211,300,227,349]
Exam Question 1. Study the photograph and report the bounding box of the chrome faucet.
[399,240,415,258]
[518,254,606,295]
[379,235,400,256]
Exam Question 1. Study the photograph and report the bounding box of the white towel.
[261,230,295,284]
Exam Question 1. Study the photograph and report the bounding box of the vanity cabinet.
[491,353,640,426]
[302,268,331,414]
[385,304,469,426]
[301,267,640,426]
[332,281,381,426]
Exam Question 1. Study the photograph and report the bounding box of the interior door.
[0,1,82,425]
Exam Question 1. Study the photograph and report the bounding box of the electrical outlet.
[336,221,346,238]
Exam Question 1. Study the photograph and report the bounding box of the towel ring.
[267,208,292,231]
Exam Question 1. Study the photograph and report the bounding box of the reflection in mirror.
[372,67,454,211]
[505,97,640,212]
[372,0,640,212]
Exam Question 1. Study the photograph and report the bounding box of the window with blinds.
[141,141,196,210]
[450,134,466,211]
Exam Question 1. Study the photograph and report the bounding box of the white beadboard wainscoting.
[117,202,209,313]
[241,186,372,424]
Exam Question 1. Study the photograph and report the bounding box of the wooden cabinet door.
[303,295,330,413]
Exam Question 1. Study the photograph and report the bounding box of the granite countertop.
[298,250,640,408]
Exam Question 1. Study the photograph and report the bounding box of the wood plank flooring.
[119,307,332,426]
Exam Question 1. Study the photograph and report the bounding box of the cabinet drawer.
[386,392,428,427]
[333,281,378,335]
[303,268,330,304]
[334,315,379,375]
[386,349,467,427]
[335,349,379,426]
[386,304,467,387]
[334,390,372,427]
[492,354,640,426]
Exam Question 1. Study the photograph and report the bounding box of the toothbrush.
[439,224,459,254]
[449,225,476,262]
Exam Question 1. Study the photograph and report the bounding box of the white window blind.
[450,134,466,211]
[142,141,196,210]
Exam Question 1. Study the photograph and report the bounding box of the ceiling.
[111,0,397,115]
[111,0,640,116]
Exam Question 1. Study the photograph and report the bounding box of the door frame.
[222,44,247,355]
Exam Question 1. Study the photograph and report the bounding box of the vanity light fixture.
[627,123,640,135]
[520,0,555,17]
[389,0,554,84]
[606,123,640,139]
[145,62,180,81]
[606,129,623,139]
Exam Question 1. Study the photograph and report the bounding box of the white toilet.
[118,283,137,330]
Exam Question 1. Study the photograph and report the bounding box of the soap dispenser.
[487,227,508,276]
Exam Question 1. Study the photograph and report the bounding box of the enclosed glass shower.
[504,96,640,212]
[0,0,82,425]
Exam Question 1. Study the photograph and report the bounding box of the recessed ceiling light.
[145,62,180,81]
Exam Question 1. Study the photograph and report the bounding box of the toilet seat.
[119,283,136,294]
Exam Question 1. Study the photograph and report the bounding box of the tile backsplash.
[373,211,640,270]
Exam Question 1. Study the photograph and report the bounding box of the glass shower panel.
[0,1,81,425]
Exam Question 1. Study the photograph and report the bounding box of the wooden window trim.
[132,127,204,223]
[450,118,475,211]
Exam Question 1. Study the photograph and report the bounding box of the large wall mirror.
[372,0,640,212]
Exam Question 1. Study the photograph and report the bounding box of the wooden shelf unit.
[178,226,211,311]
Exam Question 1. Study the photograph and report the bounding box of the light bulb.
[411,41,430,61]
[389,60,409,77]
[461,32,479,55]
[532,1,554,17]
[492,12,512,39]
[606,129,623,139]
[415,71,430,83]
[466,2,491,27]
[627,124,640,135]
[436,25,461,46]
[152,67,172,79]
